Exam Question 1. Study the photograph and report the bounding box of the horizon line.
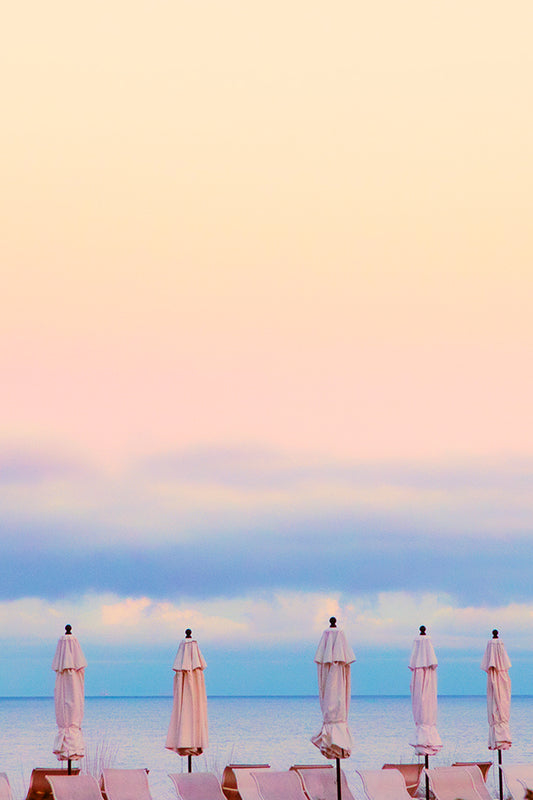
[0,692,527,700]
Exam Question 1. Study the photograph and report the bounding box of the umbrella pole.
[335,758,342,800]
[188,755,192,773]
[67,759,72,776]
[498,749,503,800]
[425,755,429,800]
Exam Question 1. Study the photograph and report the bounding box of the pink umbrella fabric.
[311,622,355,759]
[52,627,87,762]
[166,632,208,758]
[409,630,442,756]
[481,632,512,751]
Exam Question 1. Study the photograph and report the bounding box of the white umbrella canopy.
[409,626,442,758]
[311,617,355,760]
[482,629,512,800]
[165,629,208,770]
[52,625,87,767]
[481,630,512,751]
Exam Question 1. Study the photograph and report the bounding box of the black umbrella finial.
[185,629,192,638]
[65,624,72,635]
[419,625,426,635]
[492,629,499,638]
[329,617,337,628]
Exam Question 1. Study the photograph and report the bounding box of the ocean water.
[2,695,533,800]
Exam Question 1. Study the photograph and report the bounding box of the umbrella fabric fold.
[481,637,512,751]
[166,636,208,757]
[52,633,87,761]
[409,634,442,756]
[311,626,355,759]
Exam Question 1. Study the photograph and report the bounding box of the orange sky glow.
[3,1,532,466]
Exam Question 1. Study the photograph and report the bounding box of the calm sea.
[2,696,532,800]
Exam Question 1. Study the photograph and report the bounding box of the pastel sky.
[2,1,533,697]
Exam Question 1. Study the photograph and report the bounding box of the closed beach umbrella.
[311,617,355,800]
[52,624,87,774]
[409,626,442,800]
[481,629,511,800]
[166,629,208,773]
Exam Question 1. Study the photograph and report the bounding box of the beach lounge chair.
[290,765,356,800]
[356,769,413,800]
[48,775,104,800]
[222,765,271,800]
[452,763,492,783]
[382,765,424,797]
[501,765,533,800]
[25,769,81,800]
[169,772,227,800]
[424,766,492,800]
[0,774,13,800]
[251,770,308,800]
[101,770,151,800]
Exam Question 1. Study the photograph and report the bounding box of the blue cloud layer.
[2,511,532,606]
[1,445,532,606]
